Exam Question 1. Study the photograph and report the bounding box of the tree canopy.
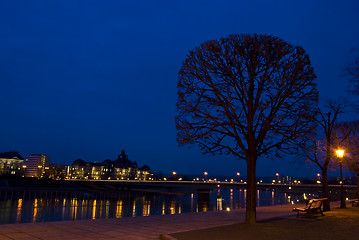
[336,121,359,198]
[176,34,318,223]
[346,50,359,95]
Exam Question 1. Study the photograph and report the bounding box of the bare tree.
[336,121,359,199]
[176,34,318,224]
[346,49,359,95]
[303,100,348,211]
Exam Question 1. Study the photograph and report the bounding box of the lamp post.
[203,171,208,182]
[335,149,346,208]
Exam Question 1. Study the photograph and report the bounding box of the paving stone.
[4,233,40,240]
[0,235,12,240]
[0,228,19,234]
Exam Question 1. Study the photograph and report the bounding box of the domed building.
[68,149,151,180]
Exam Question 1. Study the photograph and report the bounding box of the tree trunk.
[357,173,359,199]
[245,156,257,224]
[321,169,330,211]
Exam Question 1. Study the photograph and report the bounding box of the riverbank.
[0,201,355,240]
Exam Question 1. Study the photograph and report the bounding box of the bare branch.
[176,34,318,223]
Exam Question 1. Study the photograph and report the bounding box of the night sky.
[1,0,358,178]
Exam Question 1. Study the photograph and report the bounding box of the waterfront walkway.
[0,201,352,240]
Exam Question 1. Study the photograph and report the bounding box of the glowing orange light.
[336,149,344,158]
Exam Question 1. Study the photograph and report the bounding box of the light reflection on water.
[116,200,122,218]
[16,199,22,223]
[92,199,96,219]
[0,188,315,224]
[32,199,37,222]
[142,200,150,216]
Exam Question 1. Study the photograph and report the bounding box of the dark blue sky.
[1,0,358,177]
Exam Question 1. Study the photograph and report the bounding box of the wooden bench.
[293,198,327,217]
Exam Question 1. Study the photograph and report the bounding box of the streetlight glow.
[335,148,346,208]
[336,149,344,158]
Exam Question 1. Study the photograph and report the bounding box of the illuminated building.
[0,151,24,176]
[138,165,151,180]
[68,149,151,180]
[24,154,50,178]
[48,164,67,180]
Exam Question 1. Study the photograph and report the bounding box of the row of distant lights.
[167,171,304,185]
[22,165,50,170]
[163,171,245,183]
[167,150,345,182]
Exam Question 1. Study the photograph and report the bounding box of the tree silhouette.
[346,50,359,95]
[336,121,359,199]
[303,100,348,211]
[176,34,318,224]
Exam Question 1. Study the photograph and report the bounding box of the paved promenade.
[0,203,336,240]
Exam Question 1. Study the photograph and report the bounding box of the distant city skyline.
[1,0,358,177]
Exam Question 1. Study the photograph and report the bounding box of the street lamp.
[172,171,177,181]
[204,171,208,181]
[336,149,346,208]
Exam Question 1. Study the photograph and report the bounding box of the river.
[0,187,321,224]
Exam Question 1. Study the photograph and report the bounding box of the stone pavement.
[0,203,328,240]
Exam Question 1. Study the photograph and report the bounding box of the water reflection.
[116,200,122,218]
[16,199,22,223]
[216,194,223,210]
[190,193,194,212]
[32,199,38,222]
[105,200,110,218]
[272,190,275,205]
[170,201,176,214]
[99,200,103,218]
[162,202,166,215]
[142,200,150,216]
[132,200,136,217]
[81,200,86,219]
[92,199,96,219]
[0,188,322,224]
[63,199,67,220]
[72,198,78,220]
[197,192,209,212]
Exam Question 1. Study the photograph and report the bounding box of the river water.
[0,188,319,224]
